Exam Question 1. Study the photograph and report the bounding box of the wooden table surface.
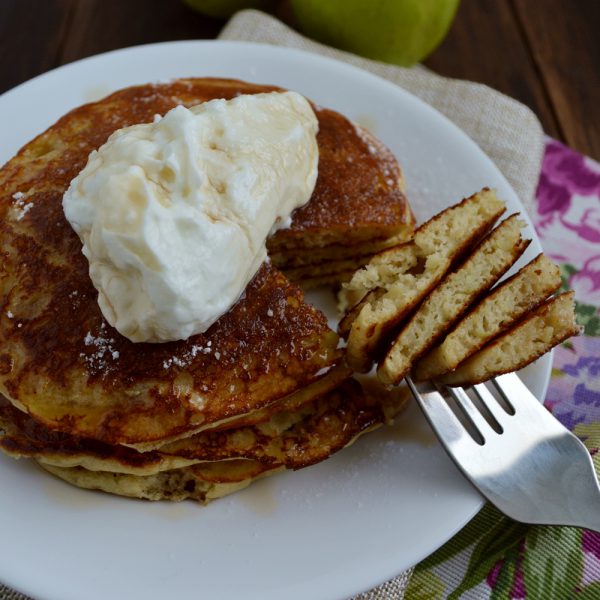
[1,0,599,160]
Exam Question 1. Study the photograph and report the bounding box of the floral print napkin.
[405,138,600,600]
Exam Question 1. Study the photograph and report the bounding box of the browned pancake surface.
[0,77,413,447]
[0,253,339,446]
[0,379,383,474]
[268,111,413,249]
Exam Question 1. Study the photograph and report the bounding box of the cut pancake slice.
[270,232,407,269]
[339,188,506,372]
[283,256,375,288]
[272,215,414,288]
[266,117,415,285]
[294,270,359,290]
[414,254,562,381]
[438,292,580,387]
[377,214,529,385]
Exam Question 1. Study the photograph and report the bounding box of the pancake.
[38,460,281,503]
[0,378,407,475]
[1,77,413,281]
[438,292,580,386]
[0,250,341,448]
[0,378,398,476]
[268,120,414,285]
[202,362,351,434]
[266,118,414,253]
[338,188,506,372]
[414,253,562,381]
[11,378,409,502]
[377,214,529,385]
[270,232,407,268]
[0,77,414,449]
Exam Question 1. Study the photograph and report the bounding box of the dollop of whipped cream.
[63,91,319,342]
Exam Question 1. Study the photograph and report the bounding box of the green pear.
[290,0,460,66]
[183,0,276,19]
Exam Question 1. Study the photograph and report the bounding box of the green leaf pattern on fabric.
[448,520,528,599]
[522,528,583,600]
[573,422,600,475]
[404,569,446,600]
[576,582,600,599]
[559,264,578,291]
[489,544,519,600]
[575,302,600,336]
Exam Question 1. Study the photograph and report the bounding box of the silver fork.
[406,372,600,532]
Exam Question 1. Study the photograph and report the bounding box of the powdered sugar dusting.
[352,122,378,155]
[162,343,213,370]
[314,365,333,378]
[12,192,34,221]
[80,327,120,370]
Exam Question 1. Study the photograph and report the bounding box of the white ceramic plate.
[0,41,550,600]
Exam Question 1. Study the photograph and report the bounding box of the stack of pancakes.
[0,79,411,502]
[268,110,414,286]
[339,189,580,386]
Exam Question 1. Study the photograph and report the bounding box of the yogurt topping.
[62,91,319,342]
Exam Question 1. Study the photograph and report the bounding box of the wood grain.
[424,0,562,140]
[0,1,598,159]
[60,0,223,64]
[0,0,74,94]
[513,0,600,159]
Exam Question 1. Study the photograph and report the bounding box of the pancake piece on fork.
[377,213,530,385]
[338,188,506,372]
[438,292,580,386]
[413,253,562,381]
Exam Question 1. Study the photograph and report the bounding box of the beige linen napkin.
[0,10,545,600]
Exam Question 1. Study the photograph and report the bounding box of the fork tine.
[444,385,491,443]
[472,383,510,428]
[405,377,478,450]
[492,373,567,435]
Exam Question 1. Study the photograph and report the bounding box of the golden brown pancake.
[3,378,409,503]
[268,117,414,284]
[0,378,391,476]
[38,460,281,503]
[0,77,413,450]
[0,258,339,448]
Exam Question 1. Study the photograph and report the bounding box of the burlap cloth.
[0,10,544,600]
